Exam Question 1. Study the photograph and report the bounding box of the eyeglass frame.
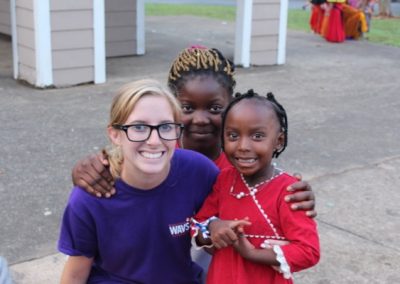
[112,122,184,142]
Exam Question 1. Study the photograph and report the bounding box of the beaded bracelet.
[192,216,219,239]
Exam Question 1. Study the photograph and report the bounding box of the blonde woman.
[58,79,218,283]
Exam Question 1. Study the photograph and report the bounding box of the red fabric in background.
[310,5,325,34]
[326,3,345,42]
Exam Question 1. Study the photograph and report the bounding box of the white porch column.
[33,0,53,87]
[136,0,145,55]
[10,0,18,79]
[277,0,288,64]
[11,0,53,87]
[94,0,106,84]
[234,0,253,68]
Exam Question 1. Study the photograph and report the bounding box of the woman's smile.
[139,151,164,159]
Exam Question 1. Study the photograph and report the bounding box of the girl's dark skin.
[178,76,228,161]
[72,75,316,217]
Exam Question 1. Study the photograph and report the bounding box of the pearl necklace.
[229,168,283,199]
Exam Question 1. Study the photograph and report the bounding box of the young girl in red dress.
[192,90,320,284]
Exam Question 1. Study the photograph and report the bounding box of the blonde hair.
[106,79,182,178]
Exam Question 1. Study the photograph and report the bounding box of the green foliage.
[368,17,400,47]
[145,4,400,48]
[287,10,311,32]
[146,3,235,21]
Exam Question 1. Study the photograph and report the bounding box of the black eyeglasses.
[113,123,184,142]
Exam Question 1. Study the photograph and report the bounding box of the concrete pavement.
[1,14,400,284]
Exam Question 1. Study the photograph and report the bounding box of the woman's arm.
[71,151,115,197]
[60,256,93,284]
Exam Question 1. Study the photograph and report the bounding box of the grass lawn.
[146,3,400,48]
[146,3,236,21]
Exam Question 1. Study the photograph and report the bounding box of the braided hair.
[221,89,288,158]
[168,46,236,96]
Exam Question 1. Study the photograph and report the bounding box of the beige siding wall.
[15,0,36,84]
[251,0,280,65]
[50,0,94,86]
[105,0,137,57]
[0,0,11,35]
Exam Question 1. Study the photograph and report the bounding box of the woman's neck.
[120,163,170,190]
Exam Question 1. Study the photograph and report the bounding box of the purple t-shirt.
[58,149,219,283]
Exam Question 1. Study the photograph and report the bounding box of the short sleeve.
[58,188,98,258]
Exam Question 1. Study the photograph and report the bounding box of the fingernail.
[287,186,293,192]
[284,196,291,202]
[291,204,298,210]
[105,193,111,198]
[96,193,102,198]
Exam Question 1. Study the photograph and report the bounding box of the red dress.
[213,152,231,170]
[193,167,320,284]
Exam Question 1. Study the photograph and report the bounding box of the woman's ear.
[108,126,122,146]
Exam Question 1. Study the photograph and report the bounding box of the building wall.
[0,0,11,35]
[15,0,36,84]
[105,0,138,57]
[50,0,94,86]
[251,0,281,65]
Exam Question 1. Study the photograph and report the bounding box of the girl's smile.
[223,99,284,186]
[234,157,258,164]
[177,76,231,160]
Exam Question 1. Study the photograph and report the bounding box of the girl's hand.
[285,174,316,218]
[72,151,115,198]
[209,219,251,249]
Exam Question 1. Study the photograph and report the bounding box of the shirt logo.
[169,220,190,237]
